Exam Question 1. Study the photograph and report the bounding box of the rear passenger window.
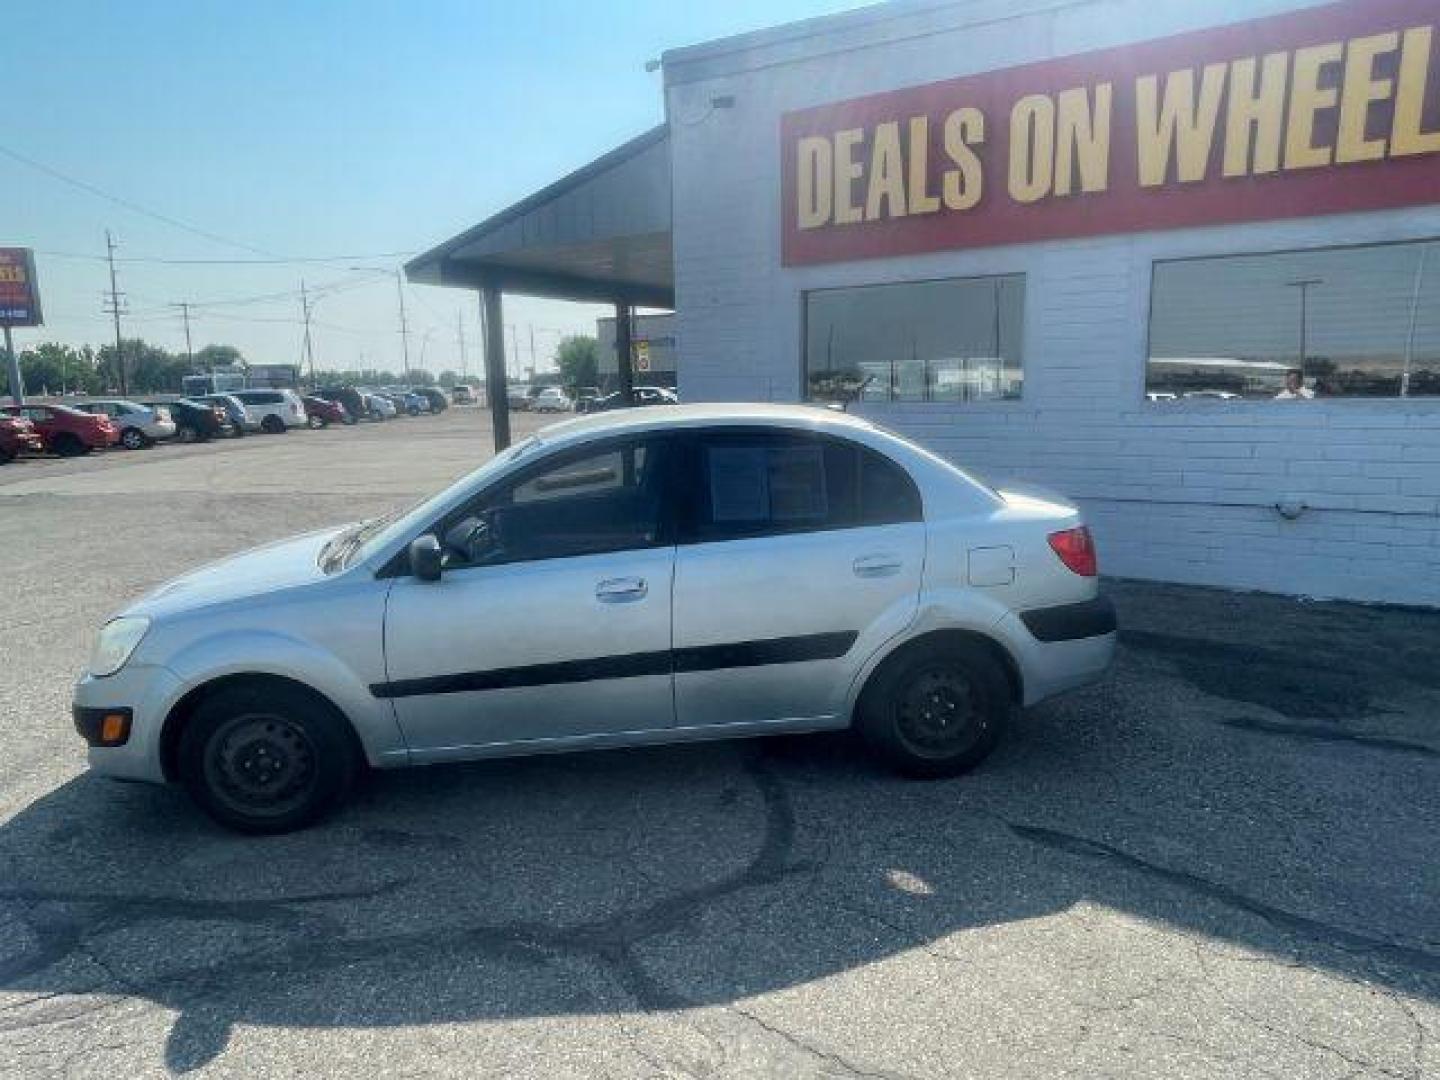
[693,432,920,540]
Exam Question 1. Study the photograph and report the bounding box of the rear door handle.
[853,554,902,578]
[596,576,648,602]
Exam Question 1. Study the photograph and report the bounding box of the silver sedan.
[73,404,1115,832]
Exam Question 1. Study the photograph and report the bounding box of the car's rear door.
[670,428,926,729]
[381,434,680,759]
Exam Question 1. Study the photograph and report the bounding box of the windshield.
[319,436,538,573]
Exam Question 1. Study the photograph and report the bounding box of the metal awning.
[405,125,673,309]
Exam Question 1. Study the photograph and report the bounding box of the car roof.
[531,401,880,449]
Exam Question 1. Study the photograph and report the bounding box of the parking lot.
[1,406,1436,1079]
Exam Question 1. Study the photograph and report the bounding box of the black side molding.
[1020,596,1117,643]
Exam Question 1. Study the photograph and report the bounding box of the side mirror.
[409,535,444,582]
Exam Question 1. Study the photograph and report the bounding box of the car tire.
[178,682,360,834]
[261,415,286,435]
[54,433,86,457]
[120,427,148,450]
[855,638,1011,779]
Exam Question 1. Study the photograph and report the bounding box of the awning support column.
[615,301,635,406]
[481,286,511,451]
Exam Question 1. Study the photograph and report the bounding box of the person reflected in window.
[1275,369,1314,400]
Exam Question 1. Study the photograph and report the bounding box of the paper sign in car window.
[708,446,770,522]
[768,444,828,522]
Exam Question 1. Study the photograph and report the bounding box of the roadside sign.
[0,248,42,327]
[634,339,650,372]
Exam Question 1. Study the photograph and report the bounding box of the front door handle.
[853,554,902,578]
[596,576,648,602]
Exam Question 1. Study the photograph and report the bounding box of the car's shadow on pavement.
[3,622,1439,1075]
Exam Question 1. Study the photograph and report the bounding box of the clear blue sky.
[6,0,863,377]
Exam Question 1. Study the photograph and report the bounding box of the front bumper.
[72,663,182,784]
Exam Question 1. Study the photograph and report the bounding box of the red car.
[2,404,119,456]
[302,395,350,428]
[0,413,44,463]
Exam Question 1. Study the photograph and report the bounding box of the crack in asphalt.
[1005,822,1440,976]
[0,751,802,1071]
[1220,715,1438,757]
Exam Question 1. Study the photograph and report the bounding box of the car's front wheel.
[178,682,360,833]
[856,637,1010,779]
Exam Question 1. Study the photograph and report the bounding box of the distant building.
[597,313,676,390]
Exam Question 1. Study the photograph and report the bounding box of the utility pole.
[103,230,127,394]
[176,302,195,369]
[300,280,317,387]
[395,270,411,376]
[2,324,21,407]
[457,311,468,380]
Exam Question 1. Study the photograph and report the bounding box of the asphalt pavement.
[1,407,1436,1078]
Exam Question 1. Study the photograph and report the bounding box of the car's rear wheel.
[856,638,1010,778]
[120,427,148,450]
[179,682,359,834]
[261,415,286,434]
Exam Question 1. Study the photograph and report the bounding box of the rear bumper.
[1019,596,1116,642]
[1002,596,1117,706]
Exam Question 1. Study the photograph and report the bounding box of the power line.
[37,248,414,267]
[0,142,282,258]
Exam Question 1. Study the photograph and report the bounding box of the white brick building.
[662,0,1440,606]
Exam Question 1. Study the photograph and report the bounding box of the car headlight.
[89,617,151,678]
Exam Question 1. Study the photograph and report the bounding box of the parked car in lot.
[415,387,448,413]
[363,392,397,421]
[585,386,679,412]
[507,385,540,411]
[232,388,307,433]
[302,395,349,428]
[3,403,118,456]
[0,413,44,463]
[72,403,1115,833]
[142,398,229,443]
[73,399,178,449]
[313,386,369,424]
[197,394,254,436]
[532,386,572,413]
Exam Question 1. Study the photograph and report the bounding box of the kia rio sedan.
[74,404,1115,833]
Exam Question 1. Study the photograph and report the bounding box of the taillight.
[1048,526,1098,577]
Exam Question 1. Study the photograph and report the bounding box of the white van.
[232,388,308,434]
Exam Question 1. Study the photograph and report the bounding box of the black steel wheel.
[179,682,359,833]
[856,637,1010,778]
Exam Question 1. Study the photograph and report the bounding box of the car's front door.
[671,429,926,729]
[381,435,678,760]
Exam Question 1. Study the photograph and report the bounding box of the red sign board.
[0,248,42,326]
[781,0,1440,266]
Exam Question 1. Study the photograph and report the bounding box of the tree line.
[4,332,604,399]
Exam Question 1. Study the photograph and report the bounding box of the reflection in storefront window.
[805,275,1025,404]
[1147,240,1440,401]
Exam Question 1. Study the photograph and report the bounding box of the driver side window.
[440,437,669,569]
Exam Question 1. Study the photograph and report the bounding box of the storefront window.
[805,275,1025,404]
[1147,241,1440,402]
